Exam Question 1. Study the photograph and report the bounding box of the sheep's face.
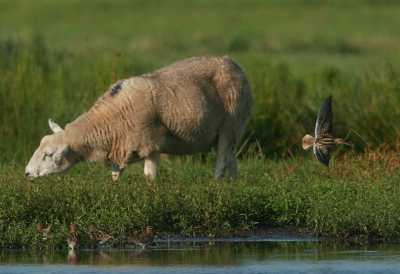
[25,120,77,179]
[25,134,67,179]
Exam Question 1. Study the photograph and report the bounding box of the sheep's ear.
[53,144,69,166]
[49,119,63,133]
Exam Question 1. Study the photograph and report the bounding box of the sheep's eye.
[43,153,53,160]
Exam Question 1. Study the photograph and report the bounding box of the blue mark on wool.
[110,82,122,96]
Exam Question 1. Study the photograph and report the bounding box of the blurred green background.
[1,0,400,166]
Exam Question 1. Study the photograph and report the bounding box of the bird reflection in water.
[67,249,81,265]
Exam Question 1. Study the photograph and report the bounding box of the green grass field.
[1,0,400,247]
[1,149,400,248]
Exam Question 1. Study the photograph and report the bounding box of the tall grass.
[1,148,400,248]
[2,0,400,164]
[1,37,399,165]
[2,0,399,60]
[0,37,148,165]
[244,56,400,157]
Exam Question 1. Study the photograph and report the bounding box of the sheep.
[25,56,253,181]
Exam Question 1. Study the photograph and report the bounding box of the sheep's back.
[67,56,252,156]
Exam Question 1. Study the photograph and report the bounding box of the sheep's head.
[25,119,77,179]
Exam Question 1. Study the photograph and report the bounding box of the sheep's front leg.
[144,152,160,180]
[214,139,230,180]
[226,149,238,179]
[112,163,124,181]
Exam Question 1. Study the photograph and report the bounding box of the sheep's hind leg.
[112,163,124,181]
[214,132,236,180]
[144,152,160,180]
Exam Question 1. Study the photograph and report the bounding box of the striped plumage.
[36,222,52,240]
[125,226,155,248]
[67,224,81,249]
[302,95,352,167]
[89,224,113,247]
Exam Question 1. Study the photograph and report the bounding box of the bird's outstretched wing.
[313,145,330,167]
[315,95,333,137]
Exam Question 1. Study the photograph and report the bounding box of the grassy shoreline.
[1,0,400,249]
[1,148,400,249]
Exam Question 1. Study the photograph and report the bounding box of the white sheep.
[25,56,253,181]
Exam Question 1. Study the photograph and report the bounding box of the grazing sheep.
[25,56,253,181]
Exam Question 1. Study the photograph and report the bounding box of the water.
[1,239,400,274]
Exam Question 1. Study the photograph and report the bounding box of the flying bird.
[67,224,81,249]
[302,95,352,167]
[125,226,155,249]
[89,224,113,247]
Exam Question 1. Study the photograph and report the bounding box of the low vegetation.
[1,146,400,249]
[1,0,400,248]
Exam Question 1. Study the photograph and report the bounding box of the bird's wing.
[126,235,138,243]
[315,95,333,137]
[138,233,152,243]
[103,233,113,241]
[313,145,330,167]
[90,230,102,241]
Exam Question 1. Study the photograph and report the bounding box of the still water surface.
[1,239,400,273]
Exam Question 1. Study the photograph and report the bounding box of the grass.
[1,0,400,164]
[1,0,400,248]
[1,36,399,164]
[1,148,400,249]
[1,0,399,62]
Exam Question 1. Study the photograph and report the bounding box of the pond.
[1,238,400,274]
